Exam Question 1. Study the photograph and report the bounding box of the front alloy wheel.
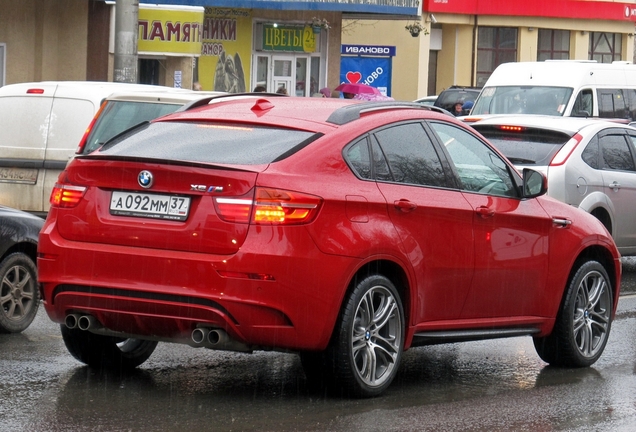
[332,275,404,397]
[534,260,612,367]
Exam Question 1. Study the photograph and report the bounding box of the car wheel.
[330,274,404,397]
[0,252,39,333]
[61,325,158,369]
[533,260,612,367]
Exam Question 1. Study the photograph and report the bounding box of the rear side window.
[473,125,571,166]
[97,121,318,165]
[600,133,635,171]
[83,101,183,154]
[373,122,447,188]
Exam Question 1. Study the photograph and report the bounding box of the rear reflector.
[50,184,87,208]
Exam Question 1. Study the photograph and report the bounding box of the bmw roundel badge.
[138,170,153,188]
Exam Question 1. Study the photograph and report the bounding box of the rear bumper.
[38,219,358,351]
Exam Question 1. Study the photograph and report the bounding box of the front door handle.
[609,181,621,192]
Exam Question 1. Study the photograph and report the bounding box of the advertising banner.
[138,8,203,56]
[340,56,392,97]
[199,8,252,92]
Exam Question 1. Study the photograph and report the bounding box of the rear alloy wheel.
[331,275,404,397]
[61,325,158,370]
[534,260,612,367]
[0,252,39,333]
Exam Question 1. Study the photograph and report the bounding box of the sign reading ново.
[262,25,316,52]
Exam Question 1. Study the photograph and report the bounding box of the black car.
[0,206,43,333]
[434,86,481,115]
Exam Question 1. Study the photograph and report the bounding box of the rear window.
[97,121,318,165]
[473,125,572,166]
[82,100,184,154]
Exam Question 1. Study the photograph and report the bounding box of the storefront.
[108,4,204,89]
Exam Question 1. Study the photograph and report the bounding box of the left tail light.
[50,184,87,208]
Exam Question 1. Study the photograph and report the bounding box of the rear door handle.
[475,206,495,218]
[394,199,417,212]
[609,181,621,192]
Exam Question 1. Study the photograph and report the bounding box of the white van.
[0,81,179,215]
[466,60,636,123]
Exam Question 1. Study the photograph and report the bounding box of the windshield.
[471,86,574,116]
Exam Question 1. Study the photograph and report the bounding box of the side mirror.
[522,168,547,198]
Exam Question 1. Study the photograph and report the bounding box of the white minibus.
[466,60,636,123]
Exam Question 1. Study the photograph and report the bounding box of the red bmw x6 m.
[38,95,621,397]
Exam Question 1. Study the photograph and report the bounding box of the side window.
[345,137,372,179]
[373,122,448,188]
[581,136,599,169]
[572,89,593,117]
[600,133,636,171]
[597,89,627,119]
[430,121,517,197]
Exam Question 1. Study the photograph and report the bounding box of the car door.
[598,129,636,254]
[428,121,552,319]
[368,121,475,324]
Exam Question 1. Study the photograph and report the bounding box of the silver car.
[472,115,636,256]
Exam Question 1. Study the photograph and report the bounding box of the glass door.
[272,56,293,95]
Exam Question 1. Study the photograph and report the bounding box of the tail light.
[497,125,524,132]
[76,100,107,154]
[550,133,583,166]
[214,187,322,225]
[50,184,87,208]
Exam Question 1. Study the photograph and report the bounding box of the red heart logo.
[346,71,362,84]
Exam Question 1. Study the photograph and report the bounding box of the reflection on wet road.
[1,260,635,431]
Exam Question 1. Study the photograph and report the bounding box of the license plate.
[110,191,190,221]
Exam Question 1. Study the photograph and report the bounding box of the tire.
[61,325,158,370]
[0,252,39,333]
[329,274,404,397]
[534,260,612,367]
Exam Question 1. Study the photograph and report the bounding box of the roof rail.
[326,102,452,125]
[177,92,288,112]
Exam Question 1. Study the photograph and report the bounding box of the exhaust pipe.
[191,327,210,344]
[190,327,251,352]
[65,313,81,329]
[77,315,100,331]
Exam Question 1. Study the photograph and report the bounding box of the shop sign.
[199,8,252,93]
[341,45,396,56]
[262,25,317,53]
[138,8,203,55]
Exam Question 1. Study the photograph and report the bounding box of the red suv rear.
[39,95,621,397]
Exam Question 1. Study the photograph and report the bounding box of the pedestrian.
[276,86,288,95]
[193,81,202,91]
[319,87,331,98]
[253,85,266,92]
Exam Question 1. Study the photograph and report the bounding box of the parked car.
[39,97,621,398]
[471,115,636,256]
[77,89,226,155]
[0,206,44,333]
[414,95,438,106]
[0,81,185,215]
[433,85,480,114]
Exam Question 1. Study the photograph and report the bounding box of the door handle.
[609,181,621,192]
[475,206,495,218]
[394,199,417,212]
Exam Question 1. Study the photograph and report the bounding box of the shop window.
[537,29,570,61]
[476,27,518,87]
[589,32,622,63]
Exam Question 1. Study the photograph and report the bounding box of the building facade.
[343,0,636,100]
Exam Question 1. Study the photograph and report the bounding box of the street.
[1,260,636,432]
